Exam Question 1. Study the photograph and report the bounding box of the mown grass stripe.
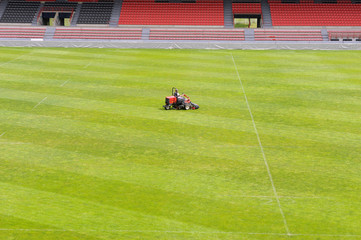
[0,88,252,132]
[3,87,360,147]
[1,92,360,148]
[0,139,273,202]
[0,182,221,238]
[0,109,258,164]
[1,159,286,233]
[0,77,245,110]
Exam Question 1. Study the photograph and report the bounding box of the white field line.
[0,229,360,237]
[32,97,47,110]
[83,62,91,69]
[0,132,5,138]
[231,53,290,235]
[237,195,331,199]
[60,80,69,87]
[0,54,27,68]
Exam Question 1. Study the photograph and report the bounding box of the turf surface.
[0,48,360,239]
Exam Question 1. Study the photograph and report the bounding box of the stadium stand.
[254,29,323,41]
[0,0,360,42]
[149,28,245,40]
[0,0,40,23]
[118,0,224,26]
[0,27,45,38]
[269,0,361,26]
[53,28,142,39]
[232,3,262,14]
[77,2,114,24]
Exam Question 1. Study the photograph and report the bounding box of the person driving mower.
[163,87,199,110]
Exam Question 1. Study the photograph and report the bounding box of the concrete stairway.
[109,0,122,27]
[32,2,44,26]
[261,0,273,28]
[44,27,56,40]
[223,0,233,28]
[244,28,255,41]
[0,0,8,20]
[142,28,150,40]
[321,28,329,41]
[71,3,81,26]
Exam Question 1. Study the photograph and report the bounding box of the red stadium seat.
[149,29,245,41]
[268,1,361,26]
[254,29,323,41]
[53,28,142,40]
[232,3,262,15]
[119,0,224,26]
[0,27,46,38]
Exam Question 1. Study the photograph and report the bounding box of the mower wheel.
[185,105,190,110]
[164,105,170,110]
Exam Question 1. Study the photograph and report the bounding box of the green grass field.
[0,48,360,240]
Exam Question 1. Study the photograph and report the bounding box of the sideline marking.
[0,132,5,138]
[0,229,360,237]
[83,62,91,69]
[32,97,48,110]
[0,54,27,67]
[60,80,69,87]
[230,195,330,199]
[231,53,290,235]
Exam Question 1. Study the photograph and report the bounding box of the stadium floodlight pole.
[231,53,291,236]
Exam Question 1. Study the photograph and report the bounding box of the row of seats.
[269,3,361,26]
[254,29,323,41]
[119,0,224,26]
[328,31,361,40]
[0,0,40,23]
[43,2,78,10]
[0,27,45,38]
[77,2,113,24]
[0,27,354,42]
[150,29,245,40]
[53,28,143,39]
[232,3,262,14]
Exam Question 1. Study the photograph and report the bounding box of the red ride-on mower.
[163,87,199,110]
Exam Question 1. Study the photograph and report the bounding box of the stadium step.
[244,28,255,41]
[321,28,329,41]
[110,0,123,27]
[261,0,273,28]
[0,0,8,20]
[44,26,56,40]
[223,0,233,28]
[142,28,150,40]
[32,2,44,26]
[71,3,82,26]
